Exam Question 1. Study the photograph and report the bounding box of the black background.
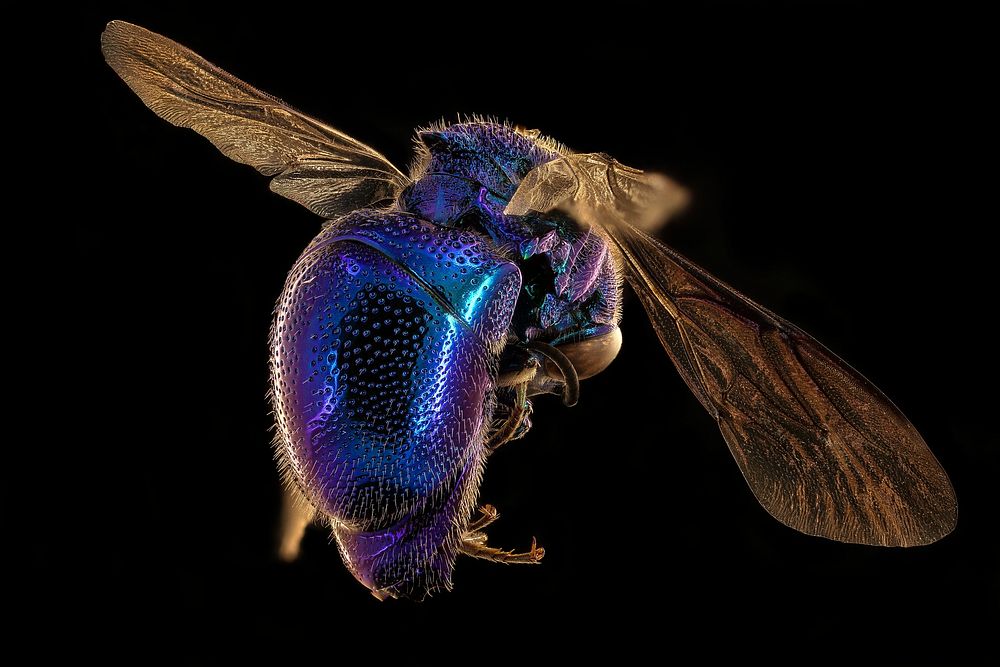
[60,3,995,661]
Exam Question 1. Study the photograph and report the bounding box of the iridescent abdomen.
[271,212,520,599]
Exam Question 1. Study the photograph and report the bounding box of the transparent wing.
[101,21,410,218]
[505,152,689,232]
[508,154,957,547]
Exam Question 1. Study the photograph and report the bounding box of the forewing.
[605,223,956,546]
[509,154,957,547]
[505,153,689,232]
[101,21,410,218]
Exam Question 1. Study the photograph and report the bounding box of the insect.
[103,21,957,601]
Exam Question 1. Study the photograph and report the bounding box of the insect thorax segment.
[402,121,623,349]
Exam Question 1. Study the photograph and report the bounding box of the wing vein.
[508,151,957,547]
[102,20,411,219]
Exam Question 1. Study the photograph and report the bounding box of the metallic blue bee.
[103,21,957,600]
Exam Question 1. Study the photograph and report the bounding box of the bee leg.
[523,340,580,407]
[277,483,317,562]
[486,382,531,452]
[459,535,545,565]
[461,503,543,563]
[467,503,500,532]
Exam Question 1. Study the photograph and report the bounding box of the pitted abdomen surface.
[270,211,520,596]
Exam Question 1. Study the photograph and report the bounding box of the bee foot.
[459,534,545,564]
[466,503,499,532]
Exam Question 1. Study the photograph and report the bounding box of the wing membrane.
[605,222,956,546]
[101,21,409,217]
[510,153,957,546]
[505,153,689,232]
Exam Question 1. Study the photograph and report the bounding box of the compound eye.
[551,327,622,380]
